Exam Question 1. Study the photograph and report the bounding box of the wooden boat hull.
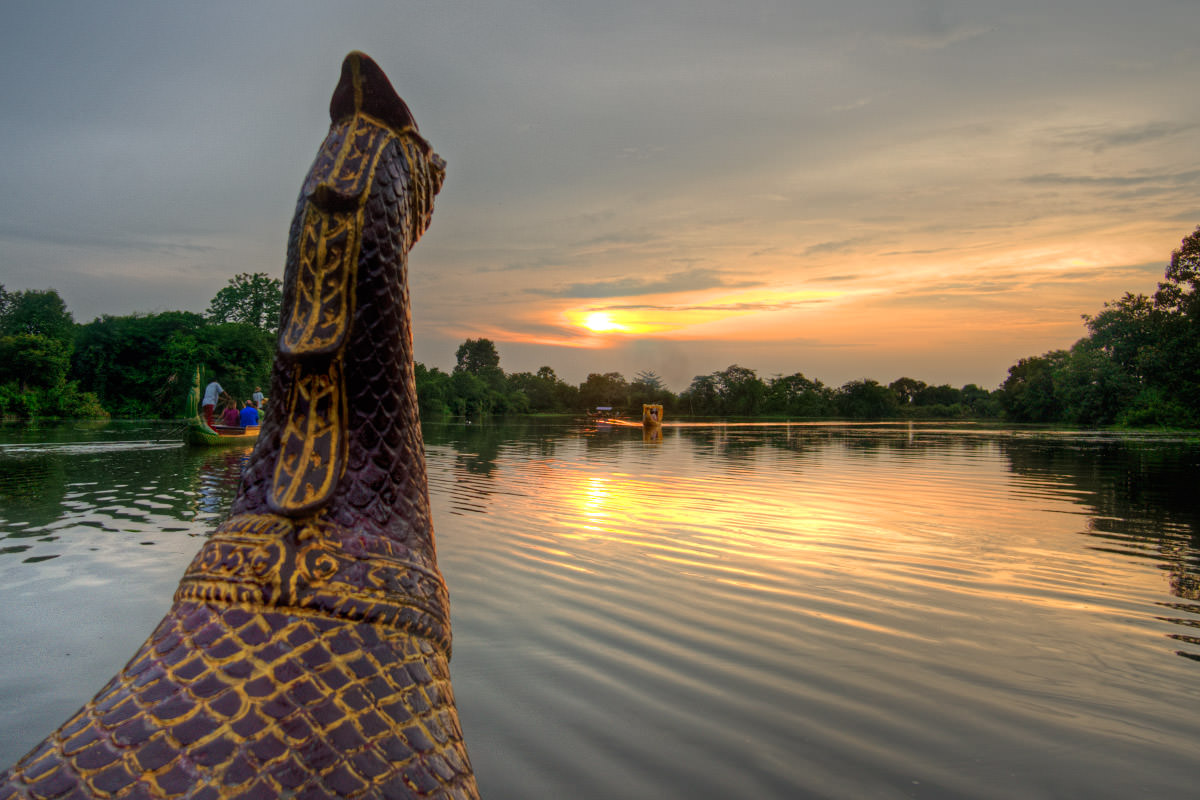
[185,419,260,446]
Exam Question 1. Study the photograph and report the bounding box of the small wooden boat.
[183,367,260,446]
[185,419,260,446]
[643,403,664,427]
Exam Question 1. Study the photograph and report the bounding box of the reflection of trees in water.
[0,439,251,566]
[677,427,762,461]
[0,455,67,557]
[423,419,566,475]
[422,419,568,515]
[675,424,1000,462]
[1001,437,1200,659]
[581,424,632,454]
[187,447,252,522]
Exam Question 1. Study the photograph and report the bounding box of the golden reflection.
[580,476,613,522]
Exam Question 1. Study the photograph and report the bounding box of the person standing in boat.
[201,379,227,427]
[239,399,260,427]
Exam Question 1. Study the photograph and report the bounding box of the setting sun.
[582,312,625,333]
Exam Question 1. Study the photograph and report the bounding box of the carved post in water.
[0,52,479,800]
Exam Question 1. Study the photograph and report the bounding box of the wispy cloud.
[803,238,872,257]
[885,24,992,51]
[0,224,217,256]
[1021,169,1200,188]
[531,268,764,299]
[1043,121,1196,153]
[592,298,831,313]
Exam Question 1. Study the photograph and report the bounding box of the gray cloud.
[1043,121,1196,153]
[1021,169,1200,188]
[0,224,216,256]
[532,268,764,299]
[591,298,829,313]
[803,238,874,257]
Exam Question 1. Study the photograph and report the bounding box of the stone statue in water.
[0,52,480,800]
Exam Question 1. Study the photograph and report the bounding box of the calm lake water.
[0,419,1198,798]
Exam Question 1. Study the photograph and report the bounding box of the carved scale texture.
[235,133,438,572]
[0,605,473,800]
[0,55,477,799]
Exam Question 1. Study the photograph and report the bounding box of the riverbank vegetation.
[0,273,278,419]
[3,225,1199,427]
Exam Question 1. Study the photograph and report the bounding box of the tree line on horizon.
[415,339,1003,421]
[2,224,1198,427]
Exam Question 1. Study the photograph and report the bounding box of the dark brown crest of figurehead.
[0,53,477,799]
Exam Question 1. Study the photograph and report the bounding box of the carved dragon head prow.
[1,52,478,799]
[180,48,454,654]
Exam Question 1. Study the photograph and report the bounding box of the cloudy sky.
[2,1,1198,390]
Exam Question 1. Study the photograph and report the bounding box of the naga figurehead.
[0,52,478,800]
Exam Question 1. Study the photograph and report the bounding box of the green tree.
[1154,225,1200,320]
[682,374,720,415]
[72,311,210,417]
[1084,293,1165,385]
[453,337,506,395]
[999,352,1066,423]
[206,272,283,332]
[415,362,453,417]
[196,323,275,403]
[0,288,74,343]
[765,373,834,417]
[713,364,766,415]
[0,288,104,418]
[632,370,663,391]
[629,370,675,412]
[454,338,500,375]
[579,372,629,409]
[507,366,577,411]
[960,384,1000,417]
[0,334,71,391]
[1055,341,1135,426]
[836,379,899,419]
[888,377,926,405]
[450,369,493,416]
[914,384,961,407]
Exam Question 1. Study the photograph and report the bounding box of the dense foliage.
[998,226,1200,427]
[0,287,105,418]
[0,274,277,419]
[73,312,273,418]
[412,352,1003,422]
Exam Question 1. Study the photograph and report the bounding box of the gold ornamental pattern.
[176,514,453,654]
[281,116,392,358]
[269,360,347,515]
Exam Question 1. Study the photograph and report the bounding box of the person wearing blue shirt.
[239,401,260,427]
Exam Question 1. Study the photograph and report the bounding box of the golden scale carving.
[0,53,477,799]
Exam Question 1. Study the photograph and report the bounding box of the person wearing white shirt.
[202,380,224,427]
